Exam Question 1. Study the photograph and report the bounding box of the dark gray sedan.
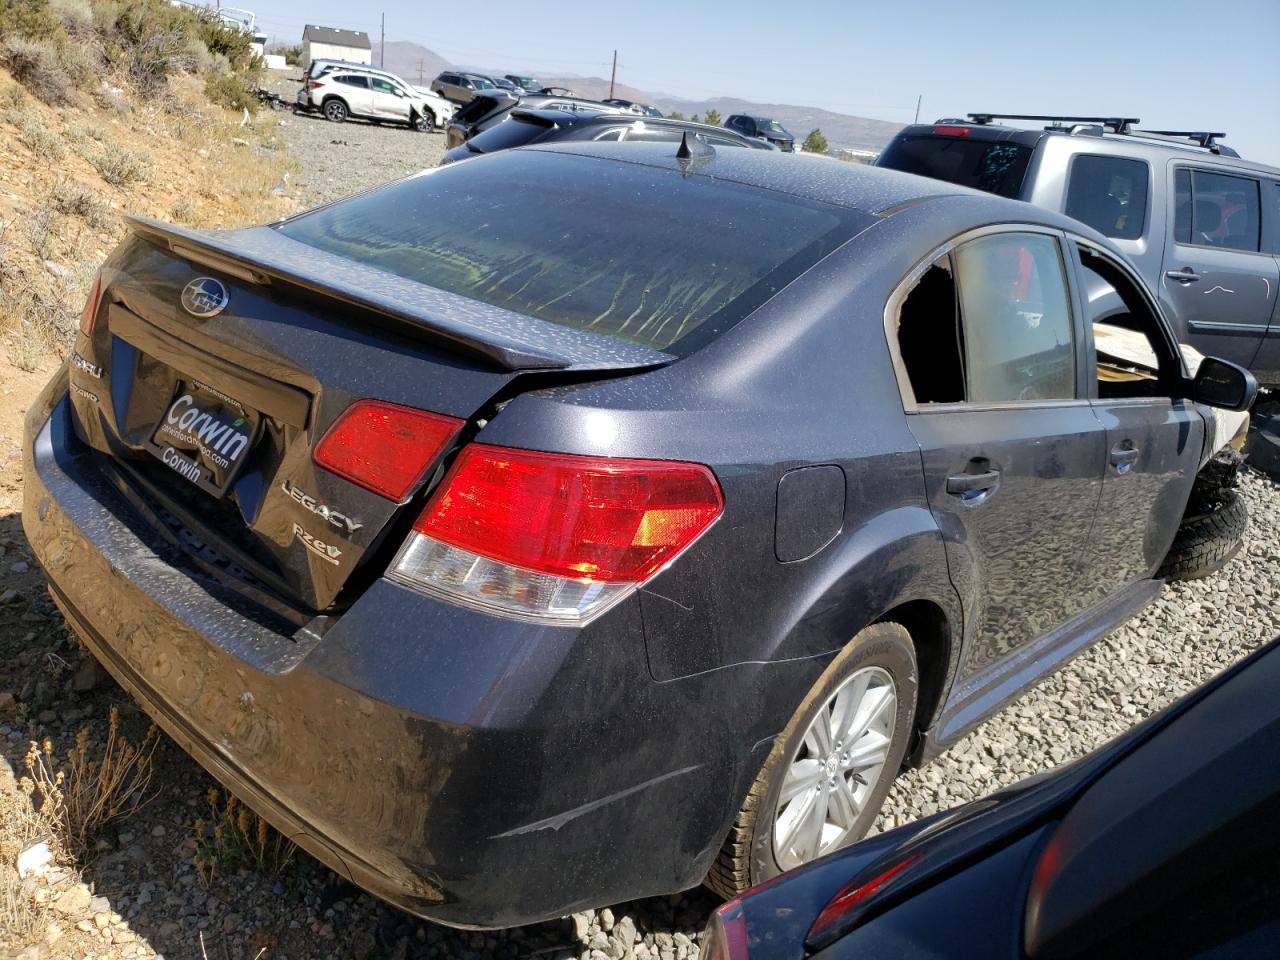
[23,143,1253,929]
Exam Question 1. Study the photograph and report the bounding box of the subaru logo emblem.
[180,277,229,318]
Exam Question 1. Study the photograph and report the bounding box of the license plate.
[146,379,261,497]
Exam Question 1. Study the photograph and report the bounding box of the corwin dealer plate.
[146,378,261,497]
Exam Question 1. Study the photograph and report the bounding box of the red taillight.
[306,79,324,88]
[703,898,749,960]
[79,272,103,337]
[414,444,723,583]
[931,125,971,136]
[806,853,922,944]
[313,400,463,502]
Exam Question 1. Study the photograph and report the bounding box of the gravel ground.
[262,74,446,208]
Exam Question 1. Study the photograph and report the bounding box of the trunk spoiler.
[126,217,675,373]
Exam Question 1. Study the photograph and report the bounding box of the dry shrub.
[17,112,66,160]
[0,781,63,950]
[52,180,115,229]
[1,83,25,109]
[193,787,296,881]
[24,209,58,260]
[19,706,161,856]
[4,35,75,105]
[90,143,150,185]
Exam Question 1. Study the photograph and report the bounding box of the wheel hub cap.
[771,665,897,871]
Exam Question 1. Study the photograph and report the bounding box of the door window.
[335,75,368,88]
[894,233,1077,405]
[1064,155,1149,240]
[371,78,396,96]
[1173,168,1261,252]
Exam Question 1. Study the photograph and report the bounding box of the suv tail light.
[931,125,971,136]
[314,400,463,502]
[79,271,104,337]
[390,444,723,622]
[306,79,324,89]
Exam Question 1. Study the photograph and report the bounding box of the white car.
[298,64,454,132]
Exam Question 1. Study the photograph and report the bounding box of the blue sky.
[251,0,1280,163]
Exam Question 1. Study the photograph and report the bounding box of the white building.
[301,25,373,67]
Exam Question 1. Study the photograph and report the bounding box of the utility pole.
[380,13,385,69]
[914,94,922,124]
[417,59,424,84]
[608,49,617,100]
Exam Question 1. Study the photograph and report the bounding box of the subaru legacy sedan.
[23,143,1253,928]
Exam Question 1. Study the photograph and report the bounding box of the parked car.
[603,98,664,118]
[704,633,1280,959]
[726,114,796,151]
[440,110,778,164]
[444,92,617,149]
[504,73,543,93]
[876,114,1280,386]
[430,71,495,104]
[297,64,453,130]
[26,144,1255,929]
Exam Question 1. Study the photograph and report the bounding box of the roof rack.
[1138,129,1235,155]
[967,113,1141,134]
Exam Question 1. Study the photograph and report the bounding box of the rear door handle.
[946,470,1001,496]
[1110,445,1140,473]
[1165,269,1200,283]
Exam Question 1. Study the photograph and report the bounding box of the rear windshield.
[879,135,1033,198]
[277,150,868,352]
[468,115,555,153]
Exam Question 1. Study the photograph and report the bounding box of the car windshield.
[761,120,786,134]
[878,135,1033,199]
[511,76,538,88]
[467,115,555,153]
[277,150,871,353]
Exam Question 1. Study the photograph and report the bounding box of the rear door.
[332,74,371,115]
[1161,164,1278,369]
[1247,178,1280,385]
[891,227,1106,676]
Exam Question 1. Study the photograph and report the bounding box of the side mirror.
[1192,356,1257,411]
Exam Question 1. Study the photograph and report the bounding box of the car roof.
[523,141,1087,221]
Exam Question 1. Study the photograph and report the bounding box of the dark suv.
[877,114,1280,386]
[726,114,796,151]
[24,144,1253,929]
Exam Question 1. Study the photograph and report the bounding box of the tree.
[667,110,685,120]
[690,114,700,123]
[703,109,721,126]
[802,128,829,154]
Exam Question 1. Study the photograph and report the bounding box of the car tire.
[706,621,918,898]
[1157,490,1248,581]
[323,99,348,123]
[412,109,434,132]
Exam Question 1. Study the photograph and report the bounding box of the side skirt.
[913,578,1162,763]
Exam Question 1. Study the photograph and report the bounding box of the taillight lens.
[702,899,749,960]
[390,444,723,622]
[806,853,922,947]
[931,125,971,136]
[306,79,323,88]
[313,400,463,502]
[79,272,104,337]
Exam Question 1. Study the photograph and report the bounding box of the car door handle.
[1165,269,1200,283]
[1110,445,1140,472]
[946,470,1001,496]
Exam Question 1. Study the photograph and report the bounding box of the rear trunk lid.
[69,218,669,612]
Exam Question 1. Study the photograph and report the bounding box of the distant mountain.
[538,76,903,152]
[365,42,905,153]
[370,40,451,85]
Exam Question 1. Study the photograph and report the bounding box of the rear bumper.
[21,376,758,927]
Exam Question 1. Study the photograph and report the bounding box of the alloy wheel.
[771,666,898,871]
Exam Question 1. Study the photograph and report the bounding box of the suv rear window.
[467,114,555,152]
[879,135,1033,199]
[277,150,870,352]
[1064,155,1149,240]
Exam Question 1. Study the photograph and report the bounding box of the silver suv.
[877,114,1280,386]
